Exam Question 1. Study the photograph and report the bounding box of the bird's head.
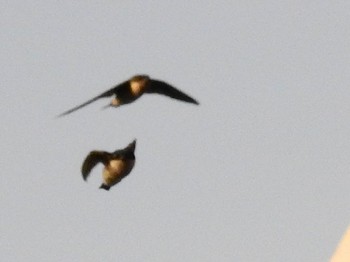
[131,75,150,81]
[130,75,150,88]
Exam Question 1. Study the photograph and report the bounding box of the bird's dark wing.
[147,79,199,105]
[111,150,133,160]
[81,151,109,181]
[57,81,129,117]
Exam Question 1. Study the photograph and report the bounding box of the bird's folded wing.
[147,79,199,105]
[57,81,129,117]
[81,151,109,180]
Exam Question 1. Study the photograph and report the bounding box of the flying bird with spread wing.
[81,140,136,191]
[58,75,199,117]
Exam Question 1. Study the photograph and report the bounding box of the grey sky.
[1,1,350,261]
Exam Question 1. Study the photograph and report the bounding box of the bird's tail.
[99,184,110,191]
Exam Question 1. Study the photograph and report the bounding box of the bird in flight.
[57,75,199,117]
[81,140,136,191]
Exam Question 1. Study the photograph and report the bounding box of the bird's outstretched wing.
[81,151,109,181]
[111,140,136,160]
[57,81,129,117]
[147,79,199,105]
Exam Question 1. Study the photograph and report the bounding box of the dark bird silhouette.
[81,140,136,191]
[57,75,199,117]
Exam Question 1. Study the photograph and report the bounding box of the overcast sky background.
[2,1,350,261]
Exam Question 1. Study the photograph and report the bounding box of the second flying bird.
[58,75,199,117]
